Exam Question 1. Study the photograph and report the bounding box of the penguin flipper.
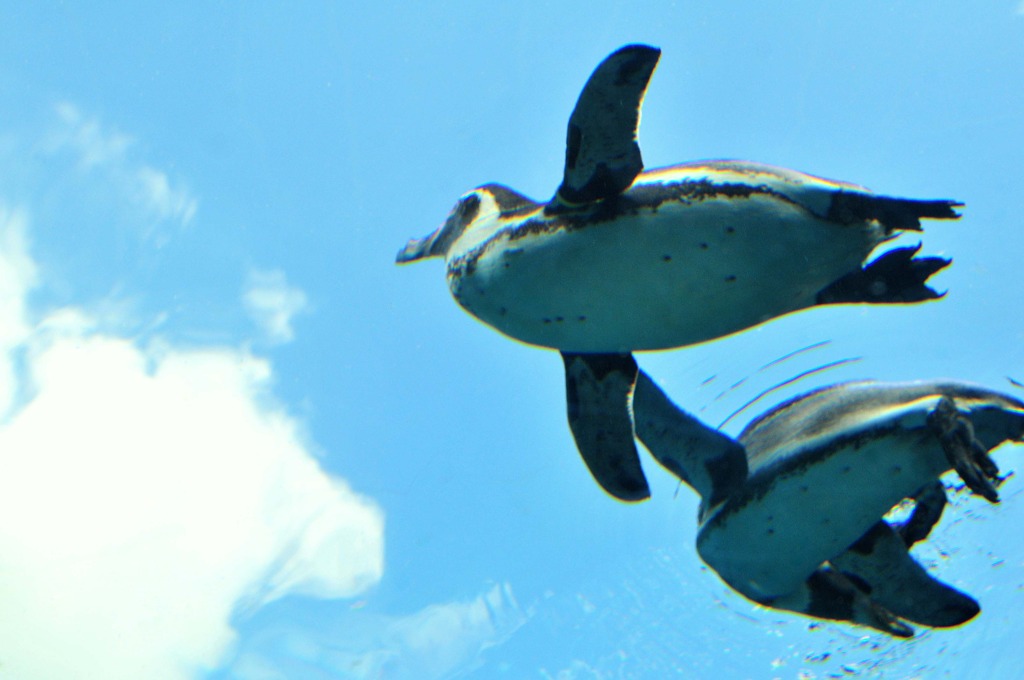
[832,520,979,628]
[555,44,661,207]
[765,565,914,637]
[562,352,649,501]
[632,370,747,512]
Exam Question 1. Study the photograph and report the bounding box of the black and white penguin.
[397,44,961,502]
[633,374,1024,635]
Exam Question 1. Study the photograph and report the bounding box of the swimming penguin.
[397,44,961,502]
[632,374,1024,635]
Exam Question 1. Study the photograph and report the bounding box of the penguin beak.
[395,229,441,263]
[397,201,468,263]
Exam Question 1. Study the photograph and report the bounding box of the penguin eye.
[458,194,481,223]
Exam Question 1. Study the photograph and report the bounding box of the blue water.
[1,3,1022,678]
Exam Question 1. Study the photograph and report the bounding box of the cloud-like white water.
[226,581,528,680]
[45,102,198,234]
[0,205,36,416]
[243,269,310,345]
[0,101,535,680]
[0,208,385,680]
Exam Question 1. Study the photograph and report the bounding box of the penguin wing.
[555,44,661,206]
[832,518,979,628]
[632,370,747,511]
[562,352,650,501]
[755,487,976,635]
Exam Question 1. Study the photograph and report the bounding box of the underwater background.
[1,2,1023,678]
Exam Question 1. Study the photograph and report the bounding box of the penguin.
[397,44,961,501]
[632,374,1024,635]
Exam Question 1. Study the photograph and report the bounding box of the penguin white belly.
[695,429,949,602]
[449,195,885,352]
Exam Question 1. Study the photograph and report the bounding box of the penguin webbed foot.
[896,480,948,547]
[815,244,949,305]
[928,396,1001,503]
[826,193,963,230]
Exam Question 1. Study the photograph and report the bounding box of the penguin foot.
[825,193,962,231]
[815,244,950,305]
[897,481,948,547]
[928,396,1001,503]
